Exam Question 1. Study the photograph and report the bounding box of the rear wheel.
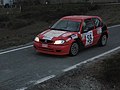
[98,34,107,46]
[69,42,79,56]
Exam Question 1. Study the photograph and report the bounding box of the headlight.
[34,37,39,42]
[54,40,65,44]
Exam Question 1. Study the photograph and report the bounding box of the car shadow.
[35,51,69,58]
[34,45,102,59]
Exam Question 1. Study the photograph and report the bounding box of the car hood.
[39,29,75,41]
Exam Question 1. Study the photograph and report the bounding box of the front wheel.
[69,42,79,56]
[98,34,108,46]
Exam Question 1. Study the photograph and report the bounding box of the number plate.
[42,44,48,48]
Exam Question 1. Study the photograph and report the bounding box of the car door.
[81,19,96,47]
[92,18,103,44]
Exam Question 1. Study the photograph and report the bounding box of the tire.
[69,42,79,56]
[98,34,107,46]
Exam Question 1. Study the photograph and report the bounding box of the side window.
[82,19,94,33]
[92,18,101,28]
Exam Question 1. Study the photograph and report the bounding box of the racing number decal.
[87,34,92,43]
[85,31,93,46]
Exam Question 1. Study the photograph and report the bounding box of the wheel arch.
[74,38,84,49]
[101,24,108,38]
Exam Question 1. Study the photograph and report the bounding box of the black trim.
[75,38,84,49]
[102,24,107,33]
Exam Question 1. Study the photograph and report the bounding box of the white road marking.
[108,24,120,29]
[34,75,55,85]
[16,75,55,90]
[0,24,120,55]
[63,46,120,72]
[0,45,33,55]
[16,87,27,90]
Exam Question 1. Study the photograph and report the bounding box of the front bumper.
[34,42,71,55]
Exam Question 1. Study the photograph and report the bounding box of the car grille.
[40,39,53,44]
[39,47,54,52]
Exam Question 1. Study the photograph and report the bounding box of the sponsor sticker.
[97,27,102,34]
[43,30,66,40]
[44,30,66,37]
[71,34,78,39]
[43,36,53,40]
[66,38,71,42]
[62,33,72,37]
[85,31,93,46]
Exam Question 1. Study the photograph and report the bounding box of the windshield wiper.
[50,28,79,32]
[50,28,68,31]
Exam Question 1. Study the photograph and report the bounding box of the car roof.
[62,15,100,20]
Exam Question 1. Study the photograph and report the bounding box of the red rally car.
[34,15,108,56]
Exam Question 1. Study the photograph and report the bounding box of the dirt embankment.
[28,51,120,90]
[0,4,120,49]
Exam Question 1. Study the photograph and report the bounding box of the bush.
[17,4,90,22]
[0,22,6,28]
[89,4,100,11]
[7,19,32,29]
[0,14,10,22]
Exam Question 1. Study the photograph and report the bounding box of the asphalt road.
[0,25,120,90]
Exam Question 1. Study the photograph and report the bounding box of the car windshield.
[50,20,81,32]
